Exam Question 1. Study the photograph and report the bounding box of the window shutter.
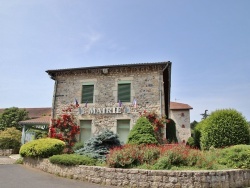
[82,85,94,103]
[118,83,131,102]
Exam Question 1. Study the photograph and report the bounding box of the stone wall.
[23,157,250,188]
[0,149,13,156]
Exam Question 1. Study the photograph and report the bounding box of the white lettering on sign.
[78,107,127,115]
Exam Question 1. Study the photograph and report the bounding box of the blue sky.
[0,0,249,122]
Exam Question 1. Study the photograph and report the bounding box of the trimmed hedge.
[49,154,97,166]
[200,109,250,150]
[20,138,65,158]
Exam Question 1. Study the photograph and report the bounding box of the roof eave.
[46,61,172,76]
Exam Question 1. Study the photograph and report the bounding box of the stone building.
[169,102,193,143]
[46,62,173,144]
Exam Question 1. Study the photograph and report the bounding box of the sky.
[0,0,249,122]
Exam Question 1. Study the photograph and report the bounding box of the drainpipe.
[159,74,163,117]
[52,78,58,120]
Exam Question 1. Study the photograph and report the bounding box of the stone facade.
[169,110,191,143]
[47,62,171,141]
[24,157,250,188]
[169,102,193,143]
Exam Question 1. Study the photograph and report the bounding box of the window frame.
[79,120,92,143]
[81,83,94,104]
[116,119,130,145]
[117,82,131,103]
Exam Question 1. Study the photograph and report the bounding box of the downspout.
[159,74,162,117]
[51,77,58,120]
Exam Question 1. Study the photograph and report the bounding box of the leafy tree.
[190,120,198,130]
[0,127,22,152]
[127,117,158,145]
[0,107,29,131]
[200,109,250,150]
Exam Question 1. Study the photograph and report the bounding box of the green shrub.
[193,120,206,149]
[127,117,158,145]
[142,111,165,144]
[75,129,121,161]
[166,119,178,143]
[49,154,97,166]
[19,138,65,158]
[154,145,219,170]
[153,156,172,170]
[72,142,84,152]
[217,145,250,169]
[193,149,220,170]
[186,137,195,148]
[200,109,250,150]
[0,127,22,152]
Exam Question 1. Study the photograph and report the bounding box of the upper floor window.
[118,83,131,102]
[81,84,94,103]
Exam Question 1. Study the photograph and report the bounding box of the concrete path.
[0,156,16,164]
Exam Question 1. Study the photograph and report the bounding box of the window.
[117,120,130,144]
[79,120,92,143]
[81,84,94,103]
[118,83,131,102]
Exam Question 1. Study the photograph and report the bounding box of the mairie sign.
[78,106,131,115]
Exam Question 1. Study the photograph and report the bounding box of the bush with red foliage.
[49,104,80,153]
[106,144,218,170]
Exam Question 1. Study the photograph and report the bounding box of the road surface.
[0,157,114,188]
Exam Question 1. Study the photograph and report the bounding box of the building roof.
[46,61,171,76]
[19,116,51,125]
[0,107,51,119]
[170,102,193,110]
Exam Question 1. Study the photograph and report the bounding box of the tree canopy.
[0,107,29,131]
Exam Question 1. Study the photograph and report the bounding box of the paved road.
[0,157,114,188]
